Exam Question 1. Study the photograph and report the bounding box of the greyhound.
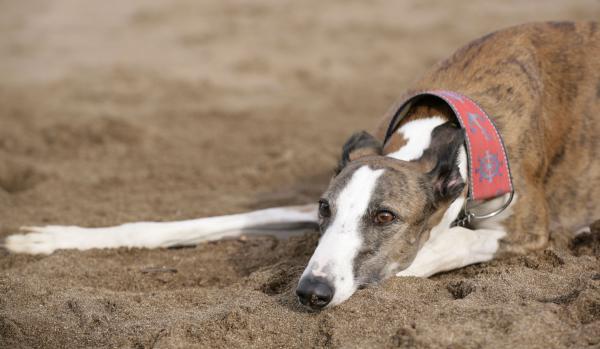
[5,21,600,310]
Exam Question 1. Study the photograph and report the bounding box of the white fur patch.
[457,145,468,181]
[397,226,505,277]
[301,165,384,306]
[575,226,591,235]
[387,116,446,161]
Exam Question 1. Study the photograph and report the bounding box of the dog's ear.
[422,123,466,203]
[337,131,382,173]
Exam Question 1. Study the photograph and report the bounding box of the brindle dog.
[295,21,600,308]
[6,21,600,311]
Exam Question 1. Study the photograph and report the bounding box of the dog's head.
[296,123,466,310]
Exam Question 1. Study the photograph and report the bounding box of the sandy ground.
[1,0,599,348]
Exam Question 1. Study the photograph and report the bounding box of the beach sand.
[1,1,599,347]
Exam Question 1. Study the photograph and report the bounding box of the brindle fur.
[372,21,600,256]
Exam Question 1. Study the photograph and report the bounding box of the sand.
[1,0,599,348]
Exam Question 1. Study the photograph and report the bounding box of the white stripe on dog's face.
[300,165,384,306]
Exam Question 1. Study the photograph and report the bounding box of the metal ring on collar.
[467,190,514,222]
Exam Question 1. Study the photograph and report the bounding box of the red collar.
[384,90,514,223]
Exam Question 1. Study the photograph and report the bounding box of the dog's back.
[378,21,600,239]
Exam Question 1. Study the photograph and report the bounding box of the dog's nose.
[295,277,334,309]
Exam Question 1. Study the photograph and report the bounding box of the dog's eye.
[318,199,331,218]
[373,210,396,225]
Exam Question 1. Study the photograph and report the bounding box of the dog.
[5,21,600,310]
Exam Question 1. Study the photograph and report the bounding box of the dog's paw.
[4,226,83,254]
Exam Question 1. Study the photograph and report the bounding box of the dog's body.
[5,22,600,309]
[378,21,600,253]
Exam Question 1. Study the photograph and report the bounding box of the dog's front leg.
[396,226,506,278]
[4,204,318,254]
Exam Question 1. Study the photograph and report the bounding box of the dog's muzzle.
[295,277,334,310]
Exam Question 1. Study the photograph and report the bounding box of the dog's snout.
[295,277,334,310]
